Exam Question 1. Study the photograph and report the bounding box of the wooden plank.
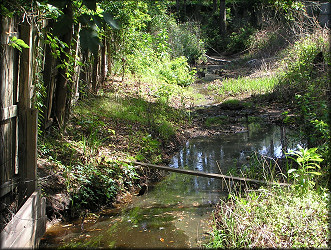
[0,191,46,248]
[126,161,291,187]
[0,17,16,188]
[0,105,17,121]
[18,21,33,203]
[0,120,14,186]
[0,177,19,198]
[26,108,38,195]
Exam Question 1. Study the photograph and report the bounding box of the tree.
[43,0,119,128]
[53,0,73,128]
[213,0,217,12]
[219,0,226,34]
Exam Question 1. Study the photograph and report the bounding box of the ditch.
[40,122,304,248]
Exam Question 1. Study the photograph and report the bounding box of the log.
[125,161,290,187]
[205,54,231,63]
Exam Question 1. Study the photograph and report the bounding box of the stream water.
[40,123,303,248]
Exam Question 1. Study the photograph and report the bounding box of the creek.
[40,123,303,248]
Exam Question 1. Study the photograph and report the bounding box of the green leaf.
[47,0,67,9]
[9,36,30,52]
[287,169,297,174]
[307,171,322,176]
[102,11,120,29]
[79,28,101,55]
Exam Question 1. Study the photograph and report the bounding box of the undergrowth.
[38,85,191,217]
[207,144,329,248]
[208,186,329,248]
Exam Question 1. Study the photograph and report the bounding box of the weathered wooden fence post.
[18,19,37,201]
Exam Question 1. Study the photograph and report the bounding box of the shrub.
[159,56,196,87]
[168,21,206,64]
[226,25,256,53]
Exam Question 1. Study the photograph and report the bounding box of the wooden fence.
[0,11,110,247]
[0,15,44,247]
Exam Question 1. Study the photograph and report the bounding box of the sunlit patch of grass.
[73,94,185,132]
[208,75,278,98]
[207,186,329,248]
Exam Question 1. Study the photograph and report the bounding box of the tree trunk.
[64,23,80,122]
[42,19,57,130]
[100,36,106,87]
[54,2,73,128]
[91,52,99,93]
[106,36,112,78]
[213,0,217,13]
[220,0,226,34]
[78,50,88,99]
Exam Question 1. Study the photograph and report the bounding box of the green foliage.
[102,1,203,85]
[275,32,329,100]
[200,12,224,52]
[271,0,305,21]
[159,56,196,87]
[168,21,206,64]
[281,111,295,124]
[136,134,162,163]
[72,161,137,210]
[207,186,329,248]
[78,10,119,55]
[295,93,329,148]
[226,26,256,53]
[39,130,139,212]
[34,44,47,136]
[8,36,30,51]
[208,143,328,248]
[287,146,323,194]
[44,32,78,84]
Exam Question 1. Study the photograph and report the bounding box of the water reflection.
[170,124,303,176]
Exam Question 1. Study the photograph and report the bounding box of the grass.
[70,92,187,143]
[207,75,278,98]
[207,186,329,248]
[207,148,329,248]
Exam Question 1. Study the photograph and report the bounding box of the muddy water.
[40,124,303,248]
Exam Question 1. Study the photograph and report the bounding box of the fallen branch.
[205,54,231,63]
[124,161,291,187]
